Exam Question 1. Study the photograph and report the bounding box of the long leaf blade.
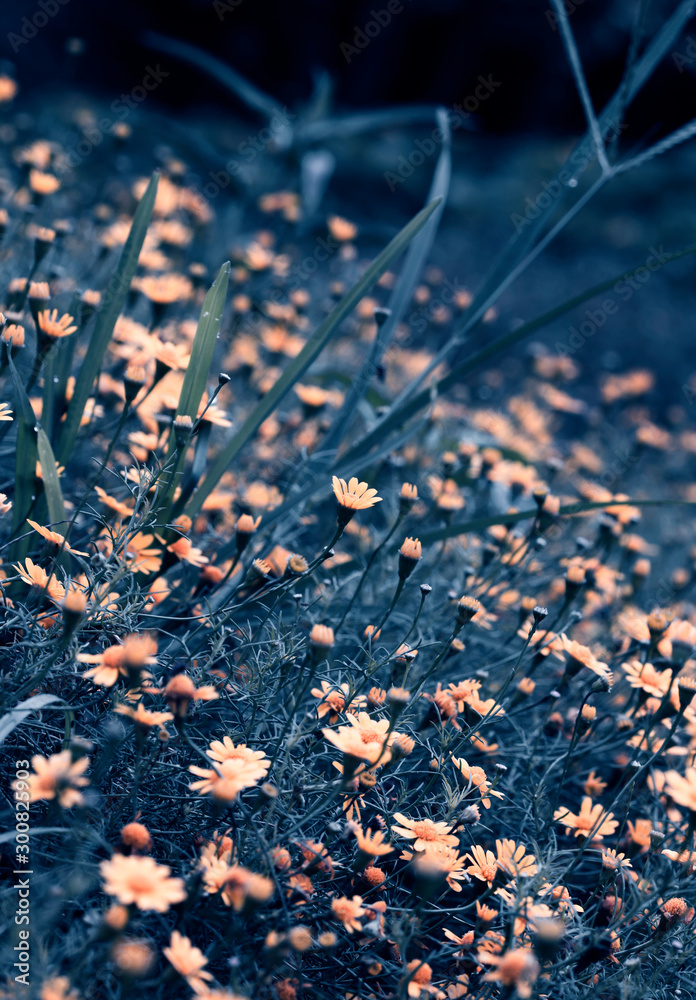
[57,171,159,464]
[417,498,696,546]
[184,197,443,518]
[337,241,696,471]
[176,262,230,421]
[0,693,62,744]
[318,108,451,462]
[37,427,67,528]
[8,352,38,549]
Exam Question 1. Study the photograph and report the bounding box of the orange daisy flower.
[560,634,611,679]
[163,930,213,993]
[495,839,538,878]
[322,712,398,765]
[553,797,618,840]
[26,519,88,556]
[123,532,162,574]
[189,757,270,801]
[100,854,187,912]
[13,558,65,602]
[622,659,671,698]
[392,813,460,851]
[403,844,469,893]
[18,751,90,808]
[311,681,365,722]
[452,758,504,809]
[205,737,271,771]
[664,767,696,812]
[403,960,445,998]
[219,865,274,910]
[331,895,366,933]
[332,476,382,511]
[478,948,539,998]
[37,309,77,339]
[114,701,173,736]
[601,849,632,871]
[78,634,157,687]
[354,826,393,859]
[165,536,209,567]
[464,844,499,886]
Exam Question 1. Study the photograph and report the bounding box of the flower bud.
[398,537,422,580]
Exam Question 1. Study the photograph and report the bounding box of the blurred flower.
[664,768,696,813]
[12,558,65,601]
[114,701,173,737]
[189,757,270,801]
[322,712,397,765]
[18,751,90,808]
[478,948,539,998]
[331,895,365,933]
[78,634,157,687]
[101,854,186,912]
[163,930,213,992]
[37,309,77,340]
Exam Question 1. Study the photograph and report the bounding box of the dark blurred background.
[2,0,696,137]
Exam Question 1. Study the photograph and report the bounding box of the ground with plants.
[2,20,696,1000]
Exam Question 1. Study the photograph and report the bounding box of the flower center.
[413,821,437,840]
[360,730,383,743]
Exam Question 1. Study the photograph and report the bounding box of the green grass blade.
[0,693,63,744]
[36,427,67,528]
[318,108,451,463]
[175,262,230,421]
[156,263,230,522]
[49,291,82,447]
[184,197,443,518]
[297,105,449,143]
[393,0,696,400]
[8,352,39,553]
[142,32,284,124]
[417,498,696,546]
[337,240,696,471]
[57,171,159,465]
